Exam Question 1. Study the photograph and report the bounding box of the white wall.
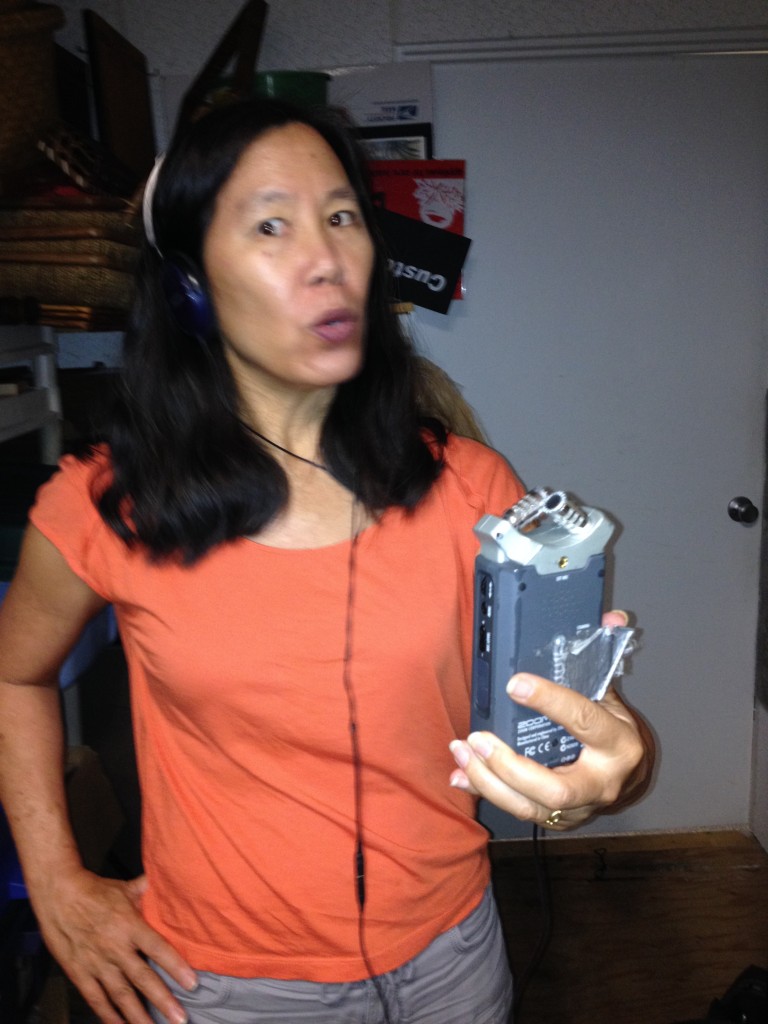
[405,51,768,843]
[52,1,768,155]
[54,1,768,76]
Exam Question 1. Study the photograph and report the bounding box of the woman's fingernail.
[468,733,494,759]
[181,972,198,991]
[170,1008,188,1024]
[450,770,470,790]
[507,675,534,699]
[449,740,470,768]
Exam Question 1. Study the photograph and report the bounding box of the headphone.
[142,156,216,341]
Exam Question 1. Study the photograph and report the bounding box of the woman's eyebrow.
[234,186,358,214]
[328,186,358,201]
[236,190,292,213]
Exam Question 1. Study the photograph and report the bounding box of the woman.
[0,98,651,1024]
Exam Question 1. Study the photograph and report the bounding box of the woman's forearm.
[0,678,86,899]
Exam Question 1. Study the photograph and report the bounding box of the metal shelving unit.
[0,324,62,464]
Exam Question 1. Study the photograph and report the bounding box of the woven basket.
[0,3,65,189]
[0,196,141,309]
[0,197,138,232]
[0,243,139,273]
[0,259,137,310]
[0,229,141,265]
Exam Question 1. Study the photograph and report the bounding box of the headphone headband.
[141,152,215,341]
[142,154,165,251]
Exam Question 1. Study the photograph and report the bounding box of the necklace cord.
[241,421,329,473]
[342,504,393,1024]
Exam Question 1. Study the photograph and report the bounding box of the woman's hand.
[31,869,197,1024]
[449,612,654,830]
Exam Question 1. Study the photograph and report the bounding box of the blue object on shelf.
[1,807,28,915]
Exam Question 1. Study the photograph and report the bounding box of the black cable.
[342,520,393,1024]
[509,824,554,1021]
[240,421,329,472]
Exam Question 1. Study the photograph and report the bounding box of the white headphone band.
[142,154,166,251]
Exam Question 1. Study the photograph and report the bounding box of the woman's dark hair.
[95,96,444,563]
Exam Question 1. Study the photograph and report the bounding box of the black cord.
[342,517,393,1024]
[510,824,554,1021]
[240,421,329,472]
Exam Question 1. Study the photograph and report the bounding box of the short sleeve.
[442,434,526,518]
[28,451,117,600]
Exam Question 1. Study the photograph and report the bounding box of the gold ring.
[544,809,563,827]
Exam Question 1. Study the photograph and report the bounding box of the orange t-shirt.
[30,434,524,981]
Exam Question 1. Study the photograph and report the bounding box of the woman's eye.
[329,210,358,227]
[258,218,285,236]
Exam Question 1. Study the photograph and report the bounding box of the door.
[406,54,768,836]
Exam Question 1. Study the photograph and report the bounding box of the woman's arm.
[0,526,196,1024]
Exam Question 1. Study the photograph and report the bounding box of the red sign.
[367,160,466,300]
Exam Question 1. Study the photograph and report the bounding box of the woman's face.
[203,122,375,400]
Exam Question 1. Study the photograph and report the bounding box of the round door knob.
[728,496,759,524]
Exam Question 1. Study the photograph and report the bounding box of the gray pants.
[151,886,513,1023]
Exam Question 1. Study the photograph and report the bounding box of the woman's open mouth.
[312,310,359,344]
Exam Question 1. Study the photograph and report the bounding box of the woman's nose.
[305,227,344,285]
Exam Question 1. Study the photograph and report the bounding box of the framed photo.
[357,123,433,161]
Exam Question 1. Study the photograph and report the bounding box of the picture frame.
[356,123,433,161]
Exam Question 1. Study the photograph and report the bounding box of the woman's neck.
[242,423,328,472]
[237,380,336,467]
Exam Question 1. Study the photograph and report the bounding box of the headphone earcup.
[161,256,215,341]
